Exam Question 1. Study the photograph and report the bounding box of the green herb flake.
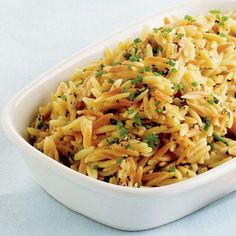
[123,52,132,59]
[106,137,119,144]
[145,66,151,72]
[129,55,141,62]
[191,81,199,87]
[219,32,226,37]
[167,59,176,67]
[119,127,128,137]
[184,15,196,22]
[173,82,184,91]
[222,16,229,22]
[112,62,120,66]
[169,166,176,172]
[165,28,173,33]
[171,68,178,73]
[117,157,124,164]
[153,27,163,33]
[153,72,161,76]
[156,108,163,113]
[213,133,228,146]
[128,108,135,114]
[95,71,104,77]
[131,75,143,85]
[144,133,159,148]
[144,125,152,129]
[134,38,142,44]
[177,33,184,39]
[207,141,214,150]
[204,118,211,131]
[116,121,123,129]
[60,95,67,101]
[127,65,132,70]
[134,114,142,126]
[107,79,114,84]
[210,10,221,14]
[36,120,44,129]
[155,101,160,106]
[124,144,131,149]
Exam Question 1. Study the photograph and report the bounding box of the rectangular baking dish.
[2,0,236,231]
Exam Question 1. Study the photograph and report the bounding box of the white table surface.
[1,0,236,235]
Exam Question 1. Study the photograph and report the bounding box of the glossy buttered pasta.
[28,10,236,187]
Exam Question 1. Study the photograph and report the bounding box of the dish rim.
[2,0,236,195]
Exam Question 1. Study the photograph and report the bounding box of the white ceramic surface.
[2,0,236,231]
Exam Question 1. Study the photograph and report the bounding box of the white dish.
[2,0,236,231]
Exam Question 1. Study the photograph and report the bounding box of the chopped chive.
[144,124,152,129]
[124,144,131,149]
[213,133,228,145]
[204,118,211,131]
[171,68,177,73]
[207,141,214,150]
[123,52,132,59]
[152,45,163,55]
[129,55,141,62]
[95,71,104,77]
[113,137,119,143]
[167,59,176,67]
[134,114,142,126]
[128,108,134,114]
[173,82,184,91]
[191,81,199,87]
[131,75,143,85]
[153,72,161,76]
[36,120,44,129]
[107,79,114,84]
[119,127,128,137]
[116,121,123,129]
[164,28,173,33]
[153,27,163,33]
[133,38,142,44]
[145,66,151,72]
[219,32,226,37]
[156,108,163,113]
[117,156,124,164]
[144,133,159,148]
[184,15,196,22]
[222,16,229,21]
[210,10,221,14]
[60,95,67,101]
[177,33,184,39]
[169,166,176,172]
[155,101,160,106]
[127,65,132,70]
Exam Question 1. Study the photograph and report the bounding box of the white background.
[1,0,236,235]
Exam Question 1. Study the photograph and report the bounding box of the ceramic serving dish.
[2,0,236,231]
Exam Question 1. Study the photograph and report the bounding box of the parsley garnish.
[134,114,142,126]
[128,108,134,114]
[204,118,211,131]
[169,166,176,172]
[119,127,128,137]
[131,75,143,85]
[60,95,67,101]
[95,71,105,77]
[219,32,226,37]
[213,133,228,146]
[210,10,221,14]
[184,15,196,22]
[177,33,184,39]
[191,81,199,87]
[173,83,184,91]
[167,59,176,67]
[134,38,142,44]
[144,133,159,148]
[145,66,151,72]
[117,157,125,164]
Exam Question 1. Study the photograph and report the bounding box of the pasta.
[28,10,236,187]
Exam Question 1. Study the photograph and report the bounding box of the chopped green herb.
[171,68,177,73]
[156,108,163,113]
[107,79,114,84]
[120,127,128,137]
[134,114,142,126]
[173,82,184,91]
[219,32,226,37]
[134,38,142,44]
[36,120,44,129]
[116,121,123,129]
[139,67,145,73]
[113,137,120,144]
[164,28,173,33]
[210,10,221,14]
[207,98,215,105]
[155,101,160,106]
[129,55,141,62]
[131,75,143,85]
[169,166,176,172]
[191,81,199,87]
[145,66,151,72]
[144,125,152,129]
[128,108,135,114]
[123,52,132,59]
[124,144,131,149]
[153,27,163,33]
[184,15,196,22]
[167,59,176,67]
[177,33,184,39]
[106,137,119,144]
[128,90,141,101]
[117,157,124,164]
[222,16,229,21]
[213,133,228,145]
[60,95,67,101]
[153,72,161,76]
[112,62,120,66]
[100,63,104,70]
[204,118,211,131]
[95,71,104,77]
[144,133,159,148]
